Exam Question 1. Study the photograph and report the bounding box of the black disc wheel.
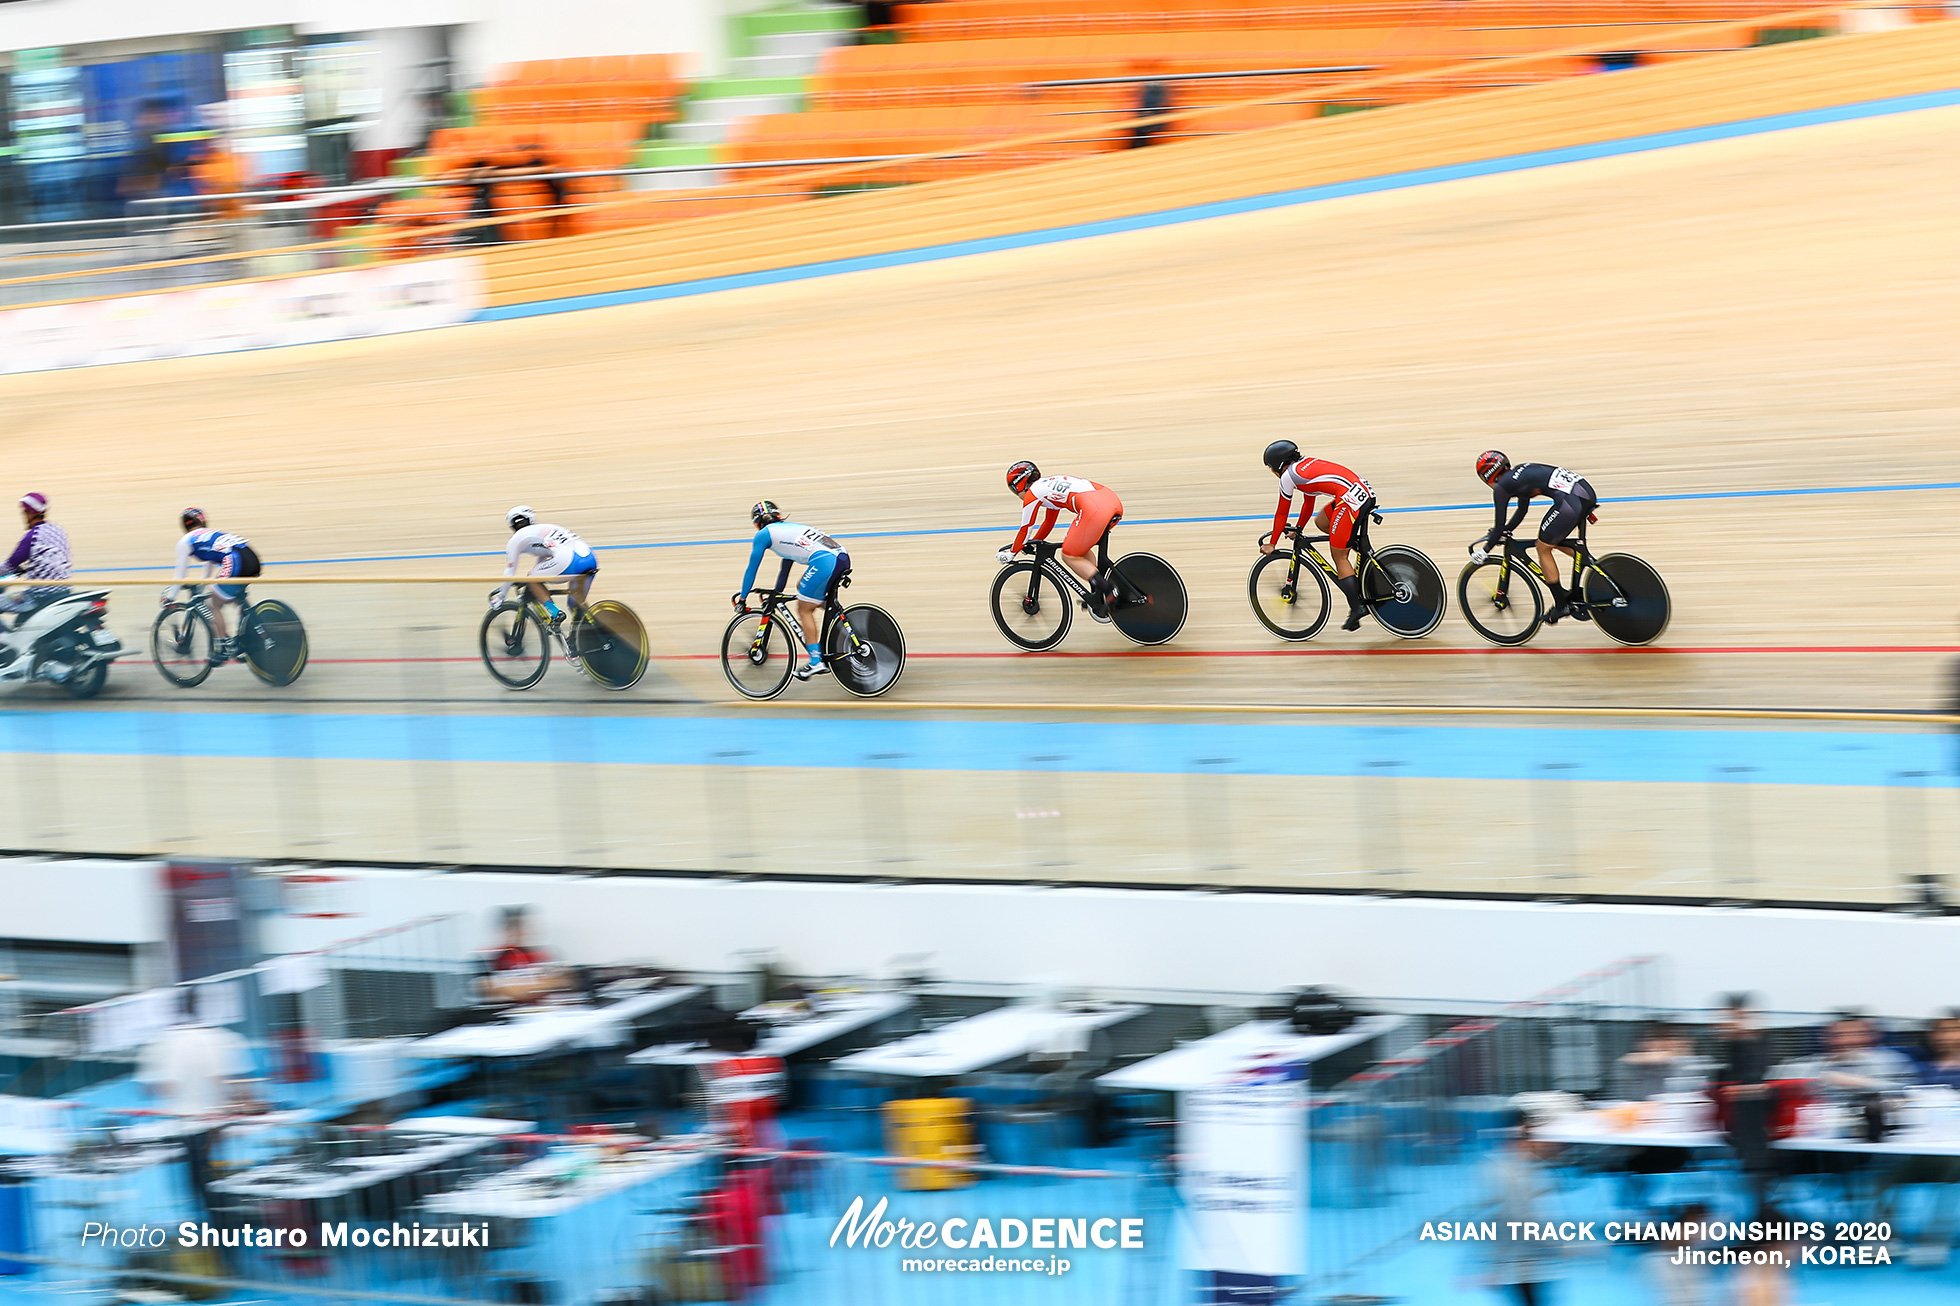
[242,599,308,687]
[479,602,550,690]
[1456,559,1543,646]
[572,600,649,690]
[1247,550,1332,641]
[828,603,906,698]
[1366,545,1447,639]
[989,562,1072,651]
[1109,552,1188,646]
[721,610,797,700]
[150,603,216,688]
[1586,553,1671,647]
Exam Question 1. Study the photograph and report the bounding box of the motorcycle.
[0,587,124,698]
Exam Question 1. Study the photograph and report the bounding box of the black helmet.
[181,507,207,531]
[1263,440,1301,476]
[751,500,785,528]
[1006,460,1040,495]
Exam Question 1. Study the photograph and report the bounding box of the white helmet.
[506,505,535,531]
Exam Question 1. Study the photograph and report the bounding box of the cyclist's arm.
[1007,497,1051,553]
[493,533,533,604]
[1267,492,1293,548]
[164,534,196,600]
[737,529,771,596]
[1486,489,1525,545]
[774,559,795,594]
[0,531,30,580]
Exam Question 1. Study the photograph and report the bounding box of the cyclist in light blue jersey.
[731,501,848,680]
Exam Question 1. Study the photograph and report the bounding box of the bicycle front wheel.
[151,604,215,688]
[829,603,906,698]
[989,562,1071,651]
[721,610,797,700]
[1110,552,1188,646]
[242,599,308,687]
[1247,551,1331,641]
[1456,559,1543,646]
[573,600,649,690]
[1586,553,1671,646]
[480,602,550,690]
[1366,545,1447,639]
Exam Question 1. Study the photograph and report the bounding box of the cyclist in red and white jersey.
[998,461,1124,620]
[1259,440,1374,630]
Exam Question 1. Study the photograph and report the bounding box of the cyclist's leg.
[1327,500,1366,628]
[1536,500,1586,618]
[793,552,839,670]
[1060,492,1120,590]
[526,548,580,619]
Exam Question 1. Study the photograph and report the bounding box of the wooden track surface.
[0,103,1952,716]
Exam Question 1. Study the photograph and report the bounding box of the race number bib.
[1548,467,1581,494]
[1341,480,1373,511]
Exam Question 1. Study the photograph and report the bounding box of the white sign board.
[0,255,485,376]
[1180,1076,1307,1279]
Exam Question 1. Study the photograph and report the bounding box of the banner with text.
[1181,1075,1307,1293]
[0,256,484,375]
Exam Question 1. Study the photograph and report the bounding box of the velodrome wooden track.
[0,102,1956,902]
[2,102,1954,715]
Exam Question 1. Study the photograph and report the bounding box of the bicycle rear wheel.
[1457,559,1543,646]
[1110,552,1187,646]
[829,603,906,698]
[721,610,797,700]
[1366,545,1447,639]
[150,604,215,688]
[572,600,649,690]
[480,602,550,690]
[1247,550,1331,641]
[1586,553,1671,646]
[989,562,1071,651]
[242,599,308,687]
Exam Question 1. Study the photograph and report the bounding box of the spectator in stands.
[120,99,174,213]
[456,156,507,245]
[482,904,569,1003]
[1802,1012,1913,1104]
[1617,1023,1694,1100]
[1713,992,1775,1216]
[1924,1011,1960,1090]
[136,1002,254,1231]
[1128,60,1175,150]
[509,142,570,239]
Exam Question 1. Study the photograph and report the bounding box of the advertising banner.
[1181,1074,1307,1299]
[0,255,484,375]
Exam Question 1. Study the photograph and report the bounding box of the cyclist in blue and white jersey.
[0,492,72,625]
[164,507,260,657]
[730,501,848,680]
[496,506,598,626]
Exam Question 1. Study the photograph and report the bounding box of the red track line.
[297,639,1960,662]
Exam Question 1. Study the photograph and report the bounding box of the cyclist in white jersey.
[495,506,598,626]
[731,501,848,679]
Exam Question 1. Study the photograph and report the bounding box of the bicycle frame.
[1015,533,1121,605]
[1272,513,1402,607]
[1482,521,1627,611]
[743,583,868,656]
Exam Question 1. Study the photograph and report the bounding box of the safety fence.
[0,6,1946,318]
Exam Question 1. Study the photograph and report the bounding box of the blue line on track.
[71,480,1960,573]
[5,713,1951,786]
[473,88,1960,325]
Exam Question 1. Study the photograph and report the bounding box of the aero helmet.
[507,505,536,531]
[19,493,47,515]
[181,507,207,531]
[1262,440,1301,476]
[1475,451,1511,485]
[1006,460,1040,495]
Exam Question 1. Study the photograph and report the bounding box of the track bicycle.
[1455,522,1670,647]
[989,534,1187,651]
[152,584,308,688]
[479,586,649,690]
[721,571,905,700]
[1246,512,1447,640]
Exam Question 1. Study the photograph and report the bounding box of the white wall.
[0,857,166,945]
[0,0,475,52]
[240,866,1960,1021]
[0,0,757,81]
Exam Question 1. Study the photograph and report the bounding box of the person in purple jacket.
[0,492,71,624]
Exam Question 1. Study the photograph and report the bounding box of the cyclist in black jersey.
[1472,451,1597,623]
